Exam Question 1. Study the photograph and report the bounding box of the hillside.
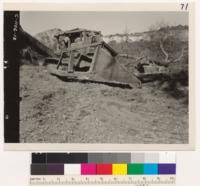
[103,25,188,43]
[108,25,188,64]
[20,64,188,143]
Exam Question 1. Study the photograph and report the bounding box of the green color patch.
[127,164,144,175]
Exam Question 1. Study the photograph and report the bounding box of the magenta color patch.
[81,164,96,175]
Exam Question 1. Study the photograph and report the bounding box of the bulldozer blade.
[88,42,142,88]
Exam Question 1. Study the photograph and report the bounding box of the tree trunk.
[159,40,169,63]
[19,26,54,57]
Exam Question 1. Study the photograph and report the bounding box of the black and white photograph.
[4,9,191,146]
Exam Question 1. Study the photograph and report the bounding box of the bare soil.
[20,64,188,143]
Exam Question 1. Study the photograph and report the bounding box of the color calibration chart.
[30,152,176,186]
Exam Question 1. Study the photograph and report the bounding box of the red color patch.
[96,164,112,175]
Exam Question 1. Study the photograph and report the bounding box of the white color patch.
[159,152,176,163]
[64,164,81,175]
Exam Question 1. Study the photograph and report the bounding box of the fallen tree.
[19,25,54,57]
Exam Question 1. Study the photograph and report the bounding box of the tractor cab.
[54,28,102,72]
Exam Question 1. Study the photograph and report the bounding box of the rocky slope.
[35,28,63,51]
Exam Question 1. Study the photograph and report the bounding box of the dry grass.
[20,64,188,143]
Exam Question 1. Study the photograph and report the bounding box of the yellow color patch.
[112,164,127,175]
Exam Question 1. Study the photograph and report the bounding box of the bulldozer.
[46,28,141,88]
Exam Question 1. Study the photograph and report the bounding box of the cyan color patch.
[144,164,158,175]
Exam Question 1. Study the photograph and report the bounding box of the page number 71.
[180,3,188,11]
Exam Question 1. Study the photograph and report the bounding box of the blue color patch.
[144,164,158,175]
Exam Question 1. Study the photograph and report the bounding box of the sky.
[20,11,188,36]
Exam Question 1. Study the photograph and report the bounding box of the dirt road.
[20,65,188,143]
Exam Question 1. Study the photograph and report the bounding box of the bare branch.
[174,47,185,62]
[159,40,169,63]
